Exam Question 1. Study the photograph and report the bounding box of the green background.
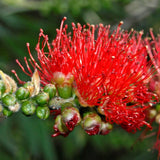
[0,0,159,159]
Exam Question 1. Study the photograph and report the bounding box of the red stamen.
[15,59,31,76]
[11,70,25,84]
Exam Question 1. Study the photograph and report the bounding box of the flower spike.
[13,17,155,135]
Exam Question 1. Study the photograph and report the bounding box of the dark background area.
[0,0,160,159]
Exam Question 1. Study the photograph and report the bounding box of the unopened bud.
[36,106,50,120]
[21,100,36,116]
[48,97,62,110]
[53,72,65,85]
[81,112,102,135]
[16,87,30,100]
[149,109,157,119]
[155,114,160,124]
[43,84,56,99]
[65,73,74,84]
[57,84,72,99]
[35,92,49,105]
[100,121,113,135]
[2,94,16,107]
[61,106,81,131]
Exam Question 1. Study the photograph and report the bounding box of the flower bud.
[21,100,36,116]
[43,84,56,99]
[48,96,74,110]
[57,84,72,99]
[48,97,61,110]
[52,115,69,137]
[61,106,81,131]
[36,106,50,120]
[81,112,102,135]
[2,94,16,107]
[149,109,157,119]
[65,73,74,84]
[100,121,113,135]
[155,113,160,124]
[16,87,30,100]
[35,92,49,105]
[0,80,5,96]
[53,72,65,85]
[3,107,13,117]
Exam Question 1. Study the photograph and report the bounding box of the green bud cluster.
[0,74,75,120]
[0,70,113,137]
[0,80,56,120]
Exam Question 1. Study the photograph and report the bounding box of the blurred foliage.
[0,0,160,159]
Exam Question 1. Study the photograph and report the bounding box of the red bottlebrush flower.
[73,26,152,106]
[71,22,154,132]
[12,17,74,86]
[13,17,155,133]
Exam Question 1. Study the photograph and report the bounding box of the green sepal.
[21,100,36,116]
[74,96,80,106]
[16,87,30,100]
[55,115,68,133]
[2,94,16,107]
[43,84,56,99]
[57,84,72,99]
[36,106,50,120]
